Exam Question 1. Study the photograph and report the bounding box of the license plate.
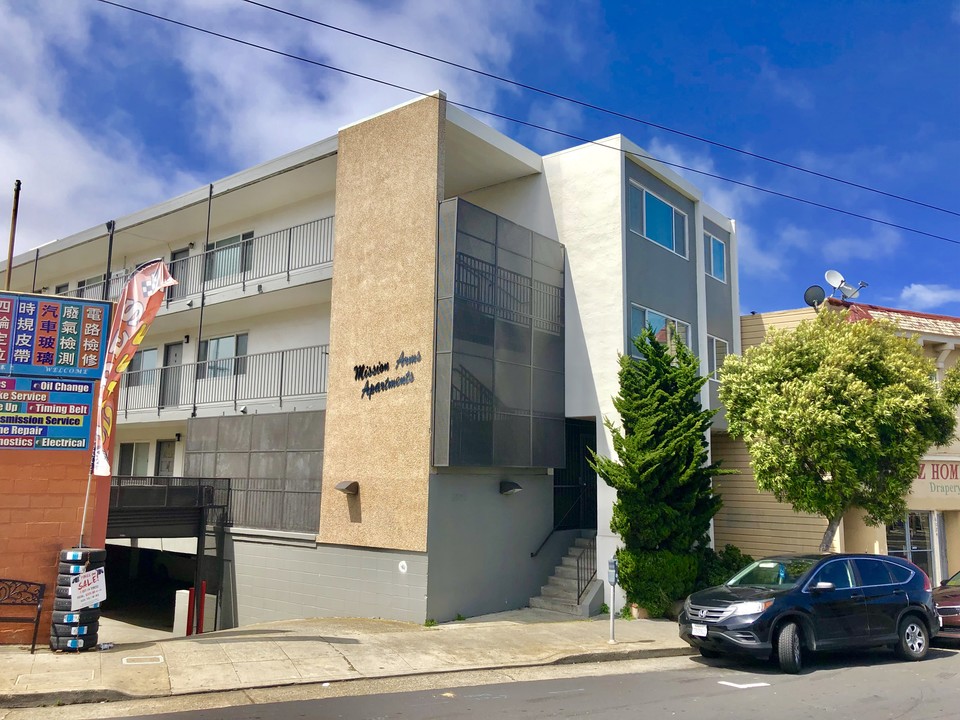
[692,623,707,637]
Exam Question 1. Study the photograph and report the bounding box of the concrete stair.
[529,534,602,617]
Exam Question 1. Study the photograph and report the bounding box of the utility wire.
[242,0,960,220]
[93,0,959,246]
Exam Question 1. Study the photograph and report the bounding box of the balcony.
[118,344,329,416]
[61,216,335,302]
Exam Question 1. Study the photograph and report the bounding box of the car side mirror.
[812,581,835,592]
[941,580,949,587]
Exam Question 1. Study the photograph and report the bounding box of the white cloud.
[899,283,960,311]
[821,224,901,262]
[0,0,554,252]
[757,59,814,111]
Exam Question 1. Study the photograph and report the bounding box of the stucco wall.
[223,532,427,625]
[424,469,558,621]
[319,95,444,551]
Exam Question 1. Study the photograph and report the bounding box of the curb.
[0,645,694,709]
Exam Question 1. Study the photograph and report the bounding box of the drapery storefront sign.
[0,376,93,449]
[910,460,960,504]
[0,294,110,378]
[354,350,422,399]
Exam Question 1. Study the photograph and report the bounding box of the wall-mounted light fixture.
[499,480,523,496]
[188,242,195,249]
[183,334,190,344]
[257,284,263,294]
[239,406,248,415]
[175,433,182,442]
[335,480,360,495]
[185,299,195,308]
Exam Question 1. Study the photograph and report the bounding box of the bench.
[0,579,45,654]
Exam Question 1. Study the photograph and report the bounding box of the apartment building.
[1,92,738,626]
[713,300,960,585]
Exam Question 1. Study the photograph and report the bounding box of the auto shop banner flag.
[91,259,177,476]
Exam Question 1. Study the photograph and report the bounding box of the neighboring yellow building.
[713,299,960,584]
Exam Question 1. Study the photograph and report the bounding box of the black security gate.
[107,476,230,632]
[551,419,598,531]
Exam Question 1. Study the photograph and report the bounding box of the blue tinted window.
[644,193,674,251]
[710,235,726,281]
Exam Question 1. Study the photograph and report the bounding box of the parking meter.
[607,558,618,585]
[608,558,618,643]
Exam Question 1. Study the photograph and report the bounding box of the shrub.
[695,544,754,591]
[617,548,698,618]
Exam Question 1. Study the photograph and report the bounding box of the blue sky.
[1,0,957,314]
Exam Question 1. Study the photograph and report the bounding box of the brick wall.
[0,445,105,647]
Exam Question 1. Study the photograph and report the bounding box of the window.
[128,348,158,387]
[77,274,105,299]
[198,333,248,378]
[630,304,690,356]
[705,233,726,282]
[812,560,854,590]
[707,337,729,381]
[854,558,895,587]
[54,283,69,295]
[118,441,150,476]
[206,231,253,280]
[627,182,687,257]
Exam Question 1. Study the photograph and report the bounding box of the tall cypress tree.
[590,328,726,613]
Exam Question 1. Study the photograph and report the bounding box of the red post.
[186,587,195,636]
[197,580,207,634]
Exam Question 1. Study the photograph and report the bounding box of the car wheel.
[698,647,722,659]
[777,622,803,674]
[895,616,929,661]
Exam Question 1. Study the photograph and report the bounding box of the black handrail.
[576,536,597,601]
[531,492,583,558]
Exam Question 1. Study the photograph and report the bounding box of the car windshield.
[726,558,820,589]
[945,570,960,588]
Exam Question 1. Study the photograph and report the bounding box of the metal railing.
[228,477,320,533]
[119,344,329,415]
[576,535,597,601]
[60,216,335,302]
[109,476,230,513]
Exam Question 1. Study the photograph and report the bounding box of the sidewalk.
[0,609,692,708]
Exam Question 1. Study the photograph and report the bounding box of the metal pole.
[5,180,21,291]
[191,184,213,417]
[31,248,39,295]
[609,581,616,644]
[102,221,115,301]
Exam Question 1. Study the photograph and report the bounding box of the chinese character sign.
[0,294,109,378]
[92,260,176,476]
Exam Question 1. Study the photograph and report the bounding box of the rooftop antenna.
[824,269,868,300]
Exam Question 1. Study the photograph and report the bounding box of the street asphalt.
[0,608,692,709]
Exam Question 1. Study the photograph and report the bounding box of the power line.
[92,0,959,246]
[241,0,960,221]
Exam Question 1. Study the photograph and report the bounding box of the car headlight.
[727,599,774,617]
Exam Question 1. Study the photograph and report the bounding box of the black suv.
[678,553,939,673]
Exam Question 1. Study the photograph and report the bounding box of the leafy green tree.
[589,328,726,615]
[720,308,960,551]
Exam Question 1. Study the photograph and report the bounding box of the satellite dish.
[824,269,844,290]
[839,280,869,300]
[804,285,826,308]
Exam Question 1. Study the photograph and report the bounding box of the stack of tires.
[51,548,105,651]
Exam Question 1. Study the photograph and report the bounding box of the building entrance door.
[160,342,183,408]
[156,440,176,477]
[552,419,598,530]
[887,511,935,579]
